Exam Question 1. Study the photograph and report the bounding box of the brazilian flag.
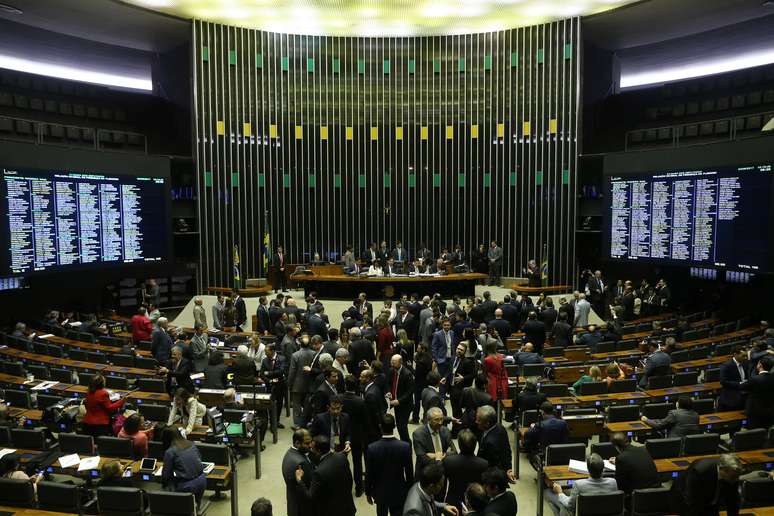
[262,211,271,275]
[540,245,549,286]
[233,245,241,289]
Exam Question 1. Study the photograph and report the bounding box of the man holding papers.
[544,453,618,516]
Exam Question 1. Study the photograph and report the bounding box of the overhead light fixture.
[620,48,774,89]
[0,2,22,15]
[0,54,152,91]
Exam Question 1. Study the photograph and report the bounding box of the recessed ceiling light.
[0,3,23,15]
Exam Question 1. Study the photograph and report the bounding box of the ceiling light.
[0,2,22,15]
[621,48,774,88]
[0,54,152,91]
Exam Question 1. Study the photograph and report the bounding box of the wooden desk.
[293,272,488,298]
[573,391,650,407]
[0,506,79,516]
[605,410,748,435]
[207,285,271,297]
[0,347,109,373]
[0,372,169,403]
[671,356,727,372]
[591,349,644,360]
[512,285,573,295]
[644,382,721,401]
[544,452,720,482]
[622,312,675,327]
[735,448,774,466]
[553,365,589,385]
[36,332,152,358]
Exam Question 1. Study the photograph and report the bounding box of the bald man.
[387,354,415,443]
[487,308,512,341]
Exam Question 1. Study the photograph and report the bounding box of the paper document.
[568,458,615,474]
[154,465,163,477]
[190,373,205,380]
[59,453,81,468]
[77,456,101,471]
[39,334,54,339]
[32,381,59,391]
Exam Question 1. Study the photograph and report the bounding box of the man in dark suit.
[305,307,327,339]
[151,317,174,362]
[468,298,486,326]
[296,435,356,516]
[718,347,749,411]
[349,328,376,378]
[521,311,547,355]
[340,376,368,496]
[364,242,379,265]
[586,270,606,316]
[392,241,408,266]
[412,406,456,473]
[539,299,558,328]
[523,402,569,469]
[443,429,489,510]
[387,354,415,442]
[448,343,476,436]
[515,377,547,415]
[575,324,603,350]
[394,304,418,342]
[309,394,350,453]
[512,342,545,366]
[431,318,457,397]
[360,368,387,445]
[482,467,518,516]
[487,309,512,341]
[609,432,659,495]
[255,296,272,335]
[259,343,287,429]
[475,405,515,481]
[282,429,315,516]
[160,345,195,395]
[268,299,285,329]
[670,454,743,516]
[461,374,494,430]
[311,368,339,416]
[480,292,498,322]
[232,290,247,330]
[741,355,774,429]
[365,414,413,516]
[641,396,699,437]
[272,245,288,292]
[356,292,373,322]
[499,296,520,334]
[403,463,457,516]
[421,370,446,421]
[637,340,672,388]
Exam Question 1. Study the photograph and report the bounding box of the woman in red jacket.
[482,340,510,401]
[130,307,153,344]
[375,316,395,363]
[83,374,125,437]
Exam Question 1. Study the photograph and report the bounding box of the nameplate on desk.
[198,389,226,395]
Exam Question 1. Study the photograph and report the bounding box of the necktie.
[391,371,399,398]
[432,431,442,454]
[445,332,451,357]
[738,363,746,381]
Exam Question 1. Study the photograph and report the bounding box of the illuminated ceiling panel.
[122,0,640,36]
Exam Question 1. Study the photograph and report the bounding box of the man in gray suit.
[288,334,317,429]
[573,293,591,327]
[418,297,433,334]
[637,340,672,388]
[487,240,503,286]
[282,429,315,516]
[403,462,458,516]
[412,407,456,473]
[641,396,699,437]
[544,453,618,516]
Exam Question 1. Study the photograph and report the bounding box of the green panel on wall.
[281,56,289,71]
[383,173,391,188]
[282,173,290,188]
[307,57,315,73]
[358,174,366,187]
[483,172,491,187]
[458,173,466,187]
[483,55,492,70]
[510,51,518,67]
[383,59,390,74]
[407,59,415,74]
[257,174,265,187]
[308,174,316,187]
[255,53,263,68]
[564,43,573,60]
[332,58,340,73]
[536,48,544,64]
[562,169,570,185]
[202,46,209,62]
[458,58,465,72]
[231,171,239,187]
[432,173,441,186]
[204,170,212,187]
[228,50,237,65]
[433,59,441,73]
[535,170,543,185]
[333,174,342,188]
[509,172,517,186]
[408,173,416,187]
[357,59,365,74]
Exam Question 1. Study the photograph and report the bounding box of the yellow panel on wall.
[371,127,379,140]
[243,122,251,136]
[269,124,278,138]
[421,126,429,140]
[471,124,479,139]
[345,126,353,140]
[216,120,225,135]
[320,125,328,140]
[523,121,531,136]
[496,123,504,138]
[549,119,558,134]
[295,125,303,139]
[446,125,454,139]
[395,126,403,140]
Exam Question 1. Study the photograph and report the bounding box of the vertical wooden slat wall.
[193,20,580,291]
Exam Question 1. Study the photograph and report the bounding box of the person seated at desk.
[608,432,659,496]
[640,396,699,438]
[544,453,618,516]
[408,259,430,275]
[575,324,603,351]
[637,340,672,388]
[118,413,155,458]
[430,258,448,275]
[604,362,626,387]
[98,460,134,488]
[523,402,569,470]
[202,350,229,389]
[161,426,206,503]
[671,454,745,516]
[367,260,384,277]
[167,388,207,436]
[516,377,547,415]
[383,257,399,276]
[0,453,39,493]
[512,342,545,366]
[571,365,604,394]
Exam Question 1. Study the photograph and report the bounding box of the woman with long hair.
[161,426,206,503]
[83,374,126,437]
[375,316,395,363]
[118,413,154,458]
[482,341,510,401]
[572,365,604,393]
[222,298,236,329]
[166,388,207,435]
[411,342,434,424]
[393,329,414,364]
